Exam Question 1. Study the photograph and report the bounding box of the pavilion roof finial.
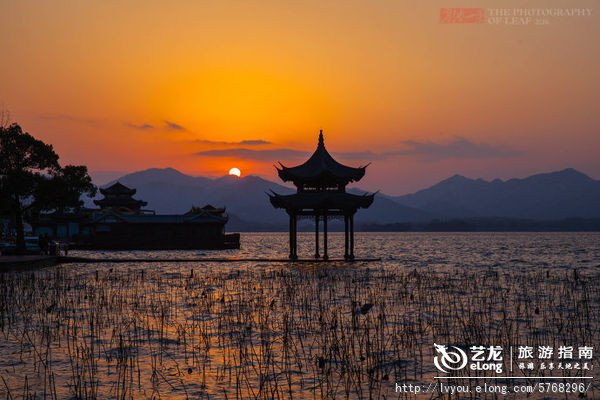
[275,127,367,185]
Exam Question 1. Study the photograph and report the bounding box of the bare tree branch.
[0,107,11,128]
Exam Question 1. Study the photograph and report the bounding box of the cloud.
[394,137,522,160]
[126,122,154,130]
[190,138,271,146]
[192,137,522,162]
[164,120,185,131]
[124,121,272,147]
[195,148,308,161]
[239,139,271,145]
[126,119,188,132]
[194,147,381,161]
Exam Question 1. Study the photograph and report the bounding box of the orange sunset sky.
[1,0,598,194]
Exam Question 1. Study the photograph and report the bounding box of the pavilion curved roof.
[95,181,147,208]
[276,130,367,185]
[268,191,375,211]
[99,181,137,195]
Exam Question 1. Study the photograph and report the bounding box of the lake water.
[0,233,598,399]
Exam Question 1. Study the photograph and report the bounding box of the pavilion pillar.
[323,211,328,260]
[344,215,349,259]
[289,213,298,260]
[288,214,294,259]
[349,214,355,260]
[293,214,298,259]
[314,214,320,259]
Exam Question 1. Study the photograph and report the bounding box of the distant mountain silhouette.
[92,168,432,230]
[87,167,600,230]
[393,168,600,219]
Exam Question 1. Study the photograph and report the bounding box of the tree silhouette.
[0,123,96,254]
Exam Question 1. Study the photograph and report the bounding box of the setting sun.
[228,167,241,177]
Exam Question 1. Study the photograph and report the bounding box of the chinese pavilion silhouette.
[34,181,240,250]
[269,130,375,260]
[93,182,148,214]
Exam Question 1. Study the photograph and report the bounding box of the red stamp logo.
[439,8,485,24]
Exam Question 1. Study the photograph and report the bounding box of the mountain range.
[393,168,600,220]
[89,167,600,230]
